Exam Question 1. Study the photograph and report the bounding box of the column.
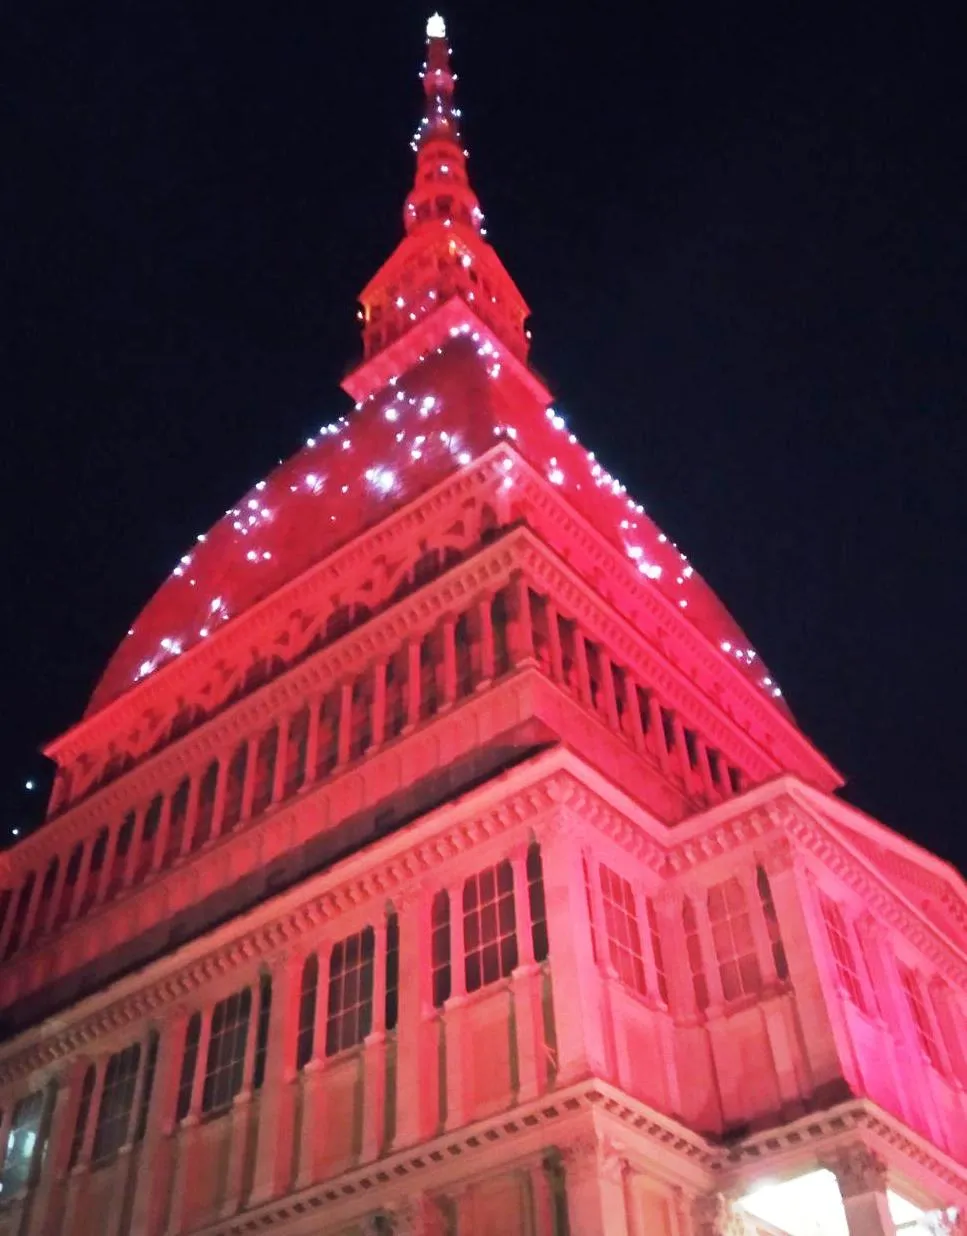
[130,1011,188,1236]
[29,1058,90,1236]
[43,854,69,935]
[538,816,609,1081]
[670,714,697,793]
[572,629,592,705]
[511,846,545,1101]
[221,977,268,1216]
[654,890,695,1019]
[68,842,94,920]
[828,1146,897,1236]
[122,805,145,887]
[546,602,564,684]
[297,943,333,1186]
[150,795,173,873]
[692,1192,747,1236]
[178,775,202,858]
[598,653,620,730]
[647,694,671,774]
[509,572,535,665]
[476,594,495,687]
[208,757,230,842]
[361,915,388,1162]
[623,676,646,753]
[371,661,387,750]
[94,827,120,905]
[167,1008,213,1233]
[696,740,718,801]
[272,715,290,804]
[444,879,468,1129]
[393,887,434,1149]
[405,639,422,729]
[439,616,457,708]
[18,866,46,945]
[337,680,353,765]
[303,696,322,790]
[562,1136,630,1236]
[240,735,259,824]
[251,952,303,1204]
[74,1059,106,1171]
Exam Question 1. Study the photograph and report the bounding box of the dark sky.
[2,4,965,867]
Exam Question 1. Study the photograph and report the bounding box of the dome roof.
[86,16,788,723]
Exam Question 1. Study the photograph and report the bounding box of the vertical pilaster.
[509,572,535,665]
[406,638,422,729]
[208,757,230,842]
[167,1008,213,1234]
[538,817,608,1082]
[444,878,468,1129]
[562,1136,630,1236]
[272,715,290,804]
[371,660,387,750]
[251,953,302,1204]
[394,886,433,1149]
[68,842,95,920]
[361,915,388,1162]
[647,694,671,773]
[546,601,564,684]
[440,616,457,707]
[476,594,495,686]
[30,1058,90,1236]
[240,735,258,825]
[150,796,173,873]
[122,805,145,887]
[19,867,45,944]
[337,680,353,765]
[178,776,202,858]
[572,629,592,705]
[297,943,333,1186]
[95,826,120,905]
[130,1010,187,1236]
[692,885,726,1014]
[304,696,321,789]
[44,856,69,934]
[511,846,543,1102]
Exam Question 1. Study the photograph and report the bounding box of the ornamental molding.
[823,1143,889,1197]
[0,763,634,1083]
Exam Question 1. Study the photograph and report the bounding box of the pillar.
[647,694,671,774]
[43,854,69,934]
[371,660,387,750]
[167,1007,213,1234]
[444,878,468,1130]
[208,756,230,842]
[441,616,457,707]
[562,1136,630,1236]
[239,735,258,824]
[150,795,173,873]
[221,976,269,1216]
[546,601,564,684]
[393,886,434,1148]
[68,842,95,920]
[337,680,353,765]
[511,846,544,1101]
[476,594,495,686]
[94,826,120,905]
[178,776,202,858]
[361,915,389,1162]
[129,1011,187,1236]
[828,1146,897,1236]
[296,943,333,1187]
[406,638,422,729]
[30,1059,90,1236]
[304,695,322,790]
[251,952,302,1204]
[537,815,609,1082]
[692,1192,747,1236]
[272,716,290,804]
[122,805,145,888]
[509,572,535,665]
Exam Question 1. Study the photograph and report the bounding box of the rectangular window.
[708,877,761,1001]
[682,897,710,1012]
[527,843,549,963]
[1,1089,48,1194]
[431,891,451,1008]
[821,895,867,1010]
[647,899,669,1004]
[202,988,252,1114]
[253,974,272,1091]
[901,967,945,1072]
[92,1042,141,1163]
[385,911,400,1031]
[325,927,375,1056]
[176,1012,201,1121]
[598,864,647,995]
[463,860,518,993]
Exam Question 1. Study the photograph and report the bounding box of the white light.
[385,407,399,422]
[255,480,266,491]
[426,13,446,38]
[25,780,34,791]
[210,596,223,612]
[548,468,565,485]
[395,296,405,308]
[457,451,471,464]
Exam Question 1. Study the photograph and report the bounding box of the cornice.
[48,448,519,765]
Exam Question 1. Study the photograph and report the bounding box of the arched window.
[92,1041,142,1163]
[454,612,474,698]
[3,873,35,959]
[682,897,709,1011]
[325,928,375,1056]
[163,778,190,866]
[252,727,279,816]
[431,890,451,1007]
[647,900,669,1004]
[463,860,518,993]
[283,706,310,798]
[222,741,249,833]
[820,895,866,1010]
[598,864,647,996]
[756,864,789,980]
[526,842,549,963]
[176,1012,202,1122]
[901,966,945,1072]
[193,761,218,851]
[708,878,761,1001]
[297,954,319,1070]
[203,988,253,1114]
[134,795,163,883]
[68,1064,97,1170]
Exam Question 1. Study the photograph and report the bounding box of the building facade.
[1,15,966,1236]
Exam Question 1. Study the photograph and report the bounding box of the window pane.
[463,860,518,994]
[325,927,376,1056]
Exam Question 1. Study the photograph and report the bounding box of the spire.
[404,14,484,237]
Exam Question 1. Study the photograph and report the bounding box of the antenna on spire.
[426,13,446,39]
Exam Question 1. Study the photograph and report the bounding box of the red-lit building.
[0,15,965,1236]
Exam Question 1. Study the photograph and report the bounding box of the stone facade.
[1,15,966,1236]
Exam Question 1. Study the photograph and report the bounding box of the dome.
[86,22,788,725]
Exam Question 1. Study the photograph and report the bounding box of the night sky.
[2,5,965,868]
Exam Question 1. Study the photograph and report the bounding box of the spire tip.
[426,13,446,39]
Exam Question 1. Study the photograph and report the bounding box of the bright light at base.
[426,13,446,38]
